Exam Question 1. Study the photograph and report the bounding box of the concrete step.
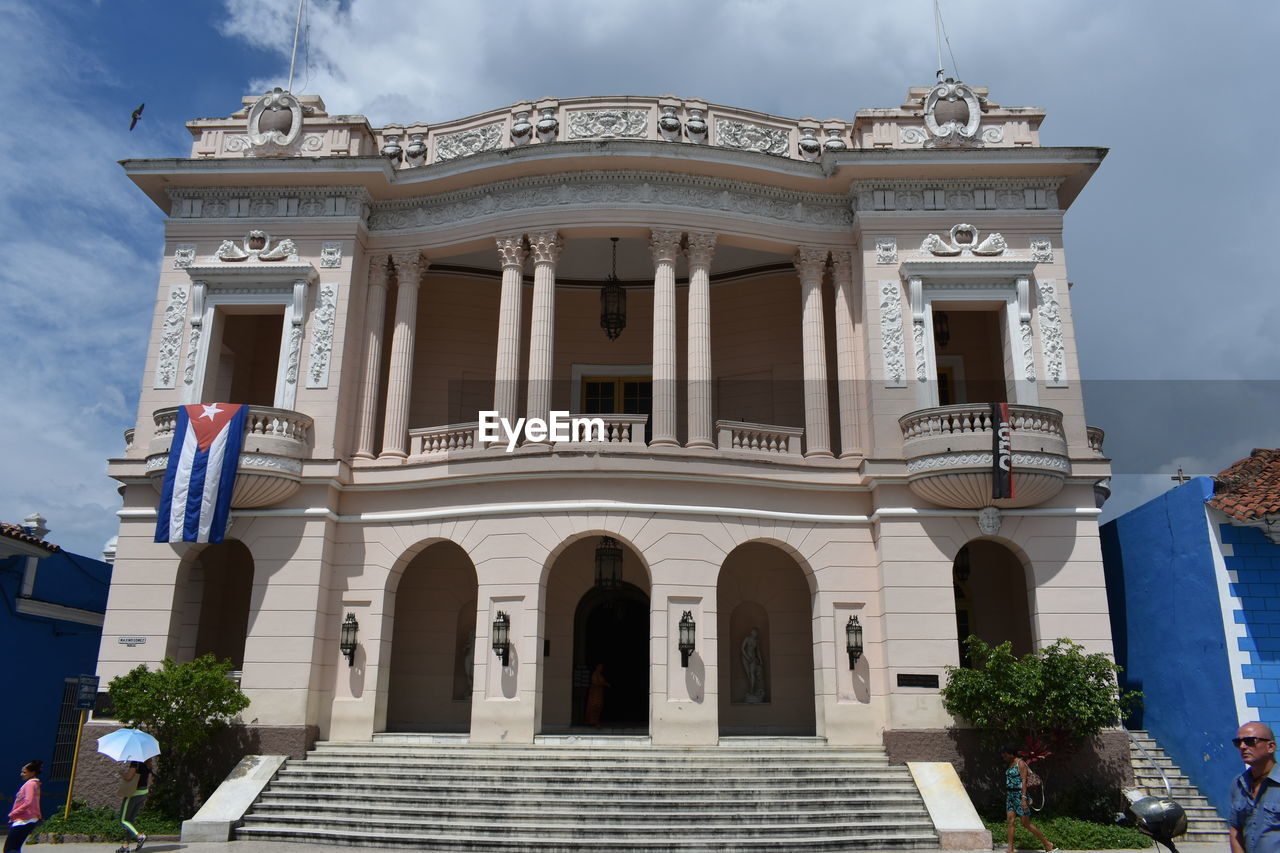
[1126,729,1230,841]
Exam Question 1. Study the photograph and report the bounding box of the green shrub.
[984,815,1153,850]
[37,801,181,842]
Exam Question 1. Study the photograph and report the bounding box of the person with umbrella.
[96,729,160,853]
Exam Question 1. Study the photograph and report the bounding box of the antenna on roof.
[286,0,306,93]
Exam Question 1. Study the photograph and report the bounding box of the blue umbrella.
[96,728,161,762]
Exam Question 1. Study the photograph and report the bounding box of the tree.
[941,636,1140,755]
[108,655,250,817]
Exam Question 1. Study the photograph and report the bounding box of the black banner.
[991,402,1015,500]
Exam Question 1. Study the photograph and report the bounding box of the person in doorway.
[1229,721,1280,853]
[116,759,152,853]
[999,746,1055,853]
[584,663,610,728]
[4,760,42,853]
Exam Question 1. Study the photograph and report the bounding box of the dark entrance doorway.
[572,582,649,729]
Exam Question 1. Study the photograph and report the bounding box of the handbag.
[116,773,139,800]
[1025,766,1043,789]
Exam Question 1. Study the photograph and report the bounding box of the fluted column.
[493,234,528,427]
[650,229,682,447]
[525,231,562,431]
[685,232,716,448]
[830,250,862,457]
[354,255,391,458]
[795,247,832,457]
[379,250,426,459]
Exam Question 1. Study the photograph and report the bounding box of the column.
[830,250,862,457]
[492,234,527,427]
[353,255,389,458]
[685,232,716,448]
[795,247,832,457]
[525,231,561,431]
[650,229,682,447]
[379,250,426,459]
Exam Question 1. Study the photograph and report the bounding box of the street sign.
[74,675,99,710]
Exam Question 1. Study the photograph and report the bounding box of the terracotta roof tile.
[0,521,60,553]
[1209,449,1280,523]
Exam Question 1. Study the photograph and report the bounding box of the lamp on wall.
[846,614,864,669]
[953,545,971,583]
[594,536,623,589]
[339,612,359,667]
[678,610,696,668]
[492,611,511,667]
[933,311,951,348]
[600,237,626,340]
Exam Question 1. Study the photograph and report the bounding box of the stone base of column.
[685,440,716,450]
[804,449,835,459]
[377,450,408,461]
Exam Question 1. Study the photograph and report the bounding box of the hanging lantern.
[492,611,511,667]
[339,612,359,667]
[933,311,951,348]
[600,237,626,340]
[846,614,864,669]
[678,610,696,668]
[594,536,623,589]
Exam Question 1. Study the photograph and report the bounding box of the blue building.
[1102,449,1280,817]
[0,514,112,811]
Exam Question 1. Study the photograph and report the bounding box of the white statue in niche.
[741,627,766,703]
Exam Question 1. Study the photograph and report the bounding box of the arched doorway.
[172,540,253,669]
[386,541,477,732]
[571,582,650,728]
[952,539,1034,665]
[717,542,816,735]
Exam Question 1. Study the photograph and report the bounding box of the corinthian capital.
[829,250,854,282]
[685,232,717,268]
[528,230,562,265]
[368,254,390,287]
[650,229,682,265]
[390,250,426,284]
[495,234,528,269]
[793,246,829,281]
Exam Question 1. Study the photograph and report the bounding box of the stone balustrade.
[409,423,479,456]
[900,404,1064,443]
[716,420,804,458]
[1087,425,1106,455]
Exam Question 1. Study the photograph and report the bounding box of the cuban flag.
[155,403,248,543]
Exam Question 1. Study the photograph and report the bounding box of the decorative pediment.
[212,230,299,263]
[920,224,1007,257]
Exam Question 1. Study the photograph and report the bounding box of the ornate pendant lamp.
[600,237,626,340]
[594,536,623,589]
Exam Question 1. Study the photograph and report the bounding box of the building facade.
[99,81,1113,753]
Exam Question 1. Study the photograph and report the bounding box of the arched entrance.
[571,583,650,728]
[717,542,816,735]
[386,541,477,732]
[171,540,253,669]
[952,539,1034,665]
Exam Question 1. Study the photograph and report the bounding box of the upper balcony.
[145,406,313,508]
[899,403,1070,509]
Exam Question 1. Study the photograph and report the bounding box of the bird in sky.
[129,103,145,131]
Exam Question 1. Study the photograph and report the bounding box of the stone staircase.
[235,736,942,851]
[1128,729,1230,844]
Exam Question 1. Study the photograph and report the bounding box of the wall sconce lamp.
[953,545,971,583]
[678,610,696,668]
[339,612,359,667]
[846,614,864,669]
[492,611,511,667]
[933,311,951,348]
[594,536,623,589]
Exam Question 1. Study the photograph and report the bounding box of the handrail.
[1124,726,1172,798]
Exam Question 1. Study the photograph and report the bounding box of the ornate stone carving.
[685,109,708,142]
[510,110,533,145]
[285,324,303,386]
[184,322,202,388]
[798,128,822,161]
[1020,319,1036,382]
[851,179,1059,213]
[658,106,682,141]
[685,231,717,267]
[714,119,788,156]
[173,244,196,269]
[320,241,342,268]
[977,506,1002,535]
[920,224,1007,257]
[900,126,928,145]
[307,283,337,388]
[822,128,847,152]
[212,231,299,262]
[535,108,559,142]
[568,109,647,139]
[368,171,852,233]
[923,79,985,148]
[1031,240,1053,263]
[527,231,562,265]
[240,88,314,156]
[650,229,683,264]
[238,453,304,476]
[405,133,428,161]
[876,238,897,264]
[913,318,927,382]
[981,126,1005,144]
[154,286,187,389]
[169,187,370,221]
[435,122,503,162]
[1037,279,1066,386]
[906,451,1070,474]
[880,281,906,386]
[495,234,527,268]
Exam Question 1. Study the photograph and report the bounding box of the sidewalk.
[24,841,1234,853]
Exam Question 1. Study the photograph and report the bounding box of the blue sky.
[2,0,1277,556]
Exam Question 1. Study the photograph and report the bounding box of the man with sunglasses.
[1230,722,1280,853]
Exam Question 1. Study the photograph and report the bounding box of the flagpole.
[286,0,305,93]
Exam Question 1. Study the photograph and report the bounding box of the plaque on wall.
[897,673,940,688]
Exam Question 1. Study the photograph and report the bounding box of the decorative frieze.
[905,451,1071,474]
[319,241,343,268]
[1037,279,1067,386]
[714,119,789,156]
[851,178,1061,213]
[167,187,371,221]
[369,171,852,233]
[568,109,647,139]
[1031,240,1054,263]
[307,283,338,388]
[880,281,906,387]
[875,238,897,264]
[154,286,188,389]
[173,244,196,269]
[435,122,504,162]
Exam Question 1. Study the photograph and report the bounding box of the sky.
[1,0,1277,558]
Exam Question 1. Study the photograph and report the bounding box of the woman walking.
[116,759,151,853]
[1000,746,1055,853]
[5,760,42,853]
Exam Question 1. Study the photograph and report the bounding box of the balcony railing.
[1086,425,1106,455]
[900,405,1064,442]
[716,420,804,458]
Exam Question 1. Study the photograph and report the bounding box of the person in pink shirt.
[4,760,42,853]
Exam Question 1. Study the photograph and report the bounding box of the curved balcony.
[146,406,313,508]
[898,404,1070,509]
